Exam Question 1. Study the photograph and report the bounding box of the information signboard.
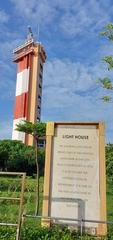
[42,122,107,236]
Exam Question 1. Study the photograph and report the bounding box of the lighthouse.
[12,27,46,145]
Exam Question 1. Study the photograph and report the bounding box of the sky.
[1,0,113,142]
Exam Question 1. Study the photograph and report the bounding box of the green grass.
[0,176,44,239]
[107,179,113,221]
[0,176,113,239]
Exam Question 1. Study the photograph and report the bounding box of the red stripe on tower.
[12,54,30,142]
[14,92,28,119]
[17,55,30,72]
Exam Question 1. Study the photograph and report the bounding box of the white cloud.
[59,0,110,36]
[0,9,9,24]
[10,0,111,36]
[41,58,113,142]
[11,0,57,26]
[42,58,105,105]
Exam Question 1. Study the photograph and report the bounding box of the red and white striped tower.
[12,28,46,145]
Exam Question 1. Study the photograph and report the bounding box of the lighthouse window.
[40,63,43,72]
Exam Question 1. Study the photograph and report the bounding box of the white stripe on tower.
[16,69,29,96]
[12,55,30,142]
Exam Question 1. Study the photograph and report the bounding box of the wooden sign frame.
[42,122,107,236]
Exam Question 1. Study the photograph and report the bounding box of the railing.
[0,172,26,240]
[23,214,112,237]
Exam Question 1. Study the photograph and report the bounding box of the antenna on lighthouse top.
[27,26,34,41]
[37,24,40,42]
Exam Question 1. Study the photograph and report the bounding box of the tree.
[0,139,11,171]
[0,139,45,175]
[106,144,113,180]
[99,23,113,102]
[16,120,46,215]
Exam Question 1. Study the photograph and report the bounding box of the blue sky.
[1,0,113,142]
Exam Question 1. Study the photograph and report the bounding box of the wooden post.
[42,122,54,226]
[16,173,26,240]
[97,122,107,235]
[0,172,26,240]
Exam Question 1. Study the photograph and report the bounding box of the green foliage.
[101,96,112,102]
[21,225,94,240]
[0,176,44,228]
[0,176,44,192]
[16,120,46,139]
[0,225,97,240]
[99,24,113,101]
[106,144,113,179]
[0,227,16,240]
[103,56,113,70]
[37,149,45,176]
[32,122,46,138]
[0,224,112,240]
[16,121,46,215]
[100,23,113,41]
[16,120,33,134]
[0,140,45,176]
[99,77,113,89]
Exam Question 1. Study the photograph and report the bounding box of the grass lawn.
[107,179,113,221]
[0,176,43,226]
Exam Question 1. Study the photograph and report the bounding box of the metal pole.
[0,172,25,176]
[80,219,83,238]
[0,223,17,227]
[24,214,113,225]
